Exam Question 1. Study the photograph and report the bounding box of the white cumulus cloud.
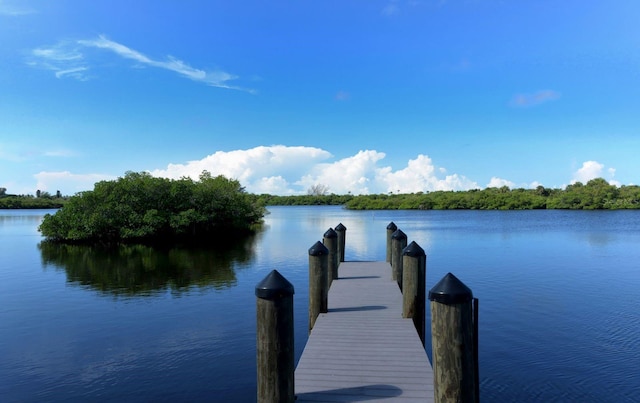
[27,147,506,197]
[571,160,618,185]
[151,146,479,195]
[252,176,291,195]
[487,177,515,188]
[572,161,604,184]
[297,150,387,194]
[150,145,333,194]
[381,155,478,193]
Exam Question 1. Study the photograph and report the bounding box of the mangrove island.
[38,171,265,244]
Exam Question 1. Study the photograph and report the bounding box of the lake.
[1,206,639,402]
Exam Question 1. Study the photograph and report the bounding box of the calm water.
[1,207,639,402]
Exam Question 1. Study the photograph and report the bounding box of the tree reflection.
[38,235,258,297]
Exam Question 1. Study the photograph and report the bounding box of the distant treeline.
[256,193,354,206]
[0,195,67,209]
[5,177,639,213]
[261,178,640,210]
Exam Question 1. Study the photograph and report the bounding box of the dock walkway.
[295,261,434,402]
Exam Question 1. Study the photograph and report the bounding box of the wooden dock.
[295,261,434,402]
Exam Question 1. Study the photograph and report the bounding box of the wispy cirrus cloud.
[55,66,89,80]
[510,90,561,107]
[0,147,26,162]
[29,35,252,92]
[28,41,90,80]
[0,0,35,16]
[0,142,78,162]
[44,148,77,158]
[32,44,83,61]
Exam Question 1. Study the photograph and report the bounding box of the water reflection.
[38,236,257,297]
[0,214,47,224]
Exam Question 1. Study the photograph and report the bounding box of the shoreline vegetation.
[257,178,640,210]
[3,175,639,244]
[0,196,67,209]
[0,186,67,209]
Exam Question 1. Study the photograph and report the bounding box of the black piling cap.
[428,272,472,304]
[309,241,329,256]
[403,241,425,257]
[335,223,347,232]
[391,229,407,240]
[323,228,337,238]
[387,222,397,231]
[255,269,295,299]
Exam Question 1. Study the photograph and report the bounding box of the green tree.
[39,171,264,243]
[308,184,330,196]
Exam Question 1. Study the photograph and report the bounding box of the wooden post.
[308,241,329,333]
[428,272,477,403]
[335,223,347,263]
[391,229,407,290]
[402,241,426,346]
[323,228,338,285]
[255,270,295,403]
[386,222,397,263]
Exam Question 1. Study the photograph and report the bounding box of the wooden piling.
[308,241,329,333]
[335,223,346,263]
[428,273,477,403]
[391,229,407,289]
[256,270,295,403]
[386,222,397,263]
[323,228,338,285]
[402,241,426,346]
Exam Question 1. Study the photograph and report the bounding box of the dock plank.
[295,261,434,402]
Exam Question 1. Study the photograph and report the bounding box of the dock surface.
[295,261,434,402]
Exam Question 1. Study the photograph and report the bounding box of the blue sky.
[1,0,639,195]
